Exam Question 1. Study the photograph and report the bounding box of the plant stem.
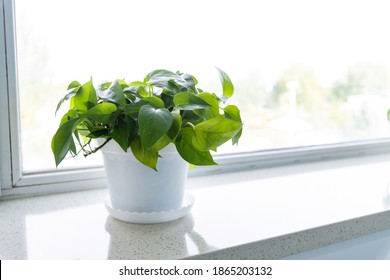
[184,122,195,129]
[83,137,112,157]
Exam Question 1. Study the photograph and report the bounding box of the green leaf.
[55,90,78,115]
[73,125,86,145]
[161,93,175,109]
[109,116,134,152]
[67,80,81,90]
[167,113,182,140]
[128,81,148,87]
[145,70,184,94]
[182,110,201,125]
[130,137,158,171]
[137,86,149,98]
[175,127,217,166]
[180,73,197,92]
[123,101,148,118]
[148,79,181,94]
[231,127,242,145]
[223,105,242,122]
[194,92,220,119]
[152,134,171,151]
[69,134,77,155]
[60,108,77,126]
[74,79,97,111]
[85,103,117,124]
[216,67,234,100]
[51,117,83,167]
[116,79,129,89]
[223,105,243,144]
[96,80,126,105]
[87,129,109,138]
[143,96,165,109]
[173,92,211,110]
[387,108,390,120]
[162,80,181,93]
[123,86,138,95]
[55,81,82,114]
[83,123,108,139]
[144,69,183,84]
[138,105,173,151]
[193,118,242,151]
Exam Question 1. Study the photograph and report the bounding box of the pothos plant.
[52,68,243,170]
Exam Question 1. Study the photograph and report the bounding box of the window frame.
[2,0,390,199]
[0,0,11,195]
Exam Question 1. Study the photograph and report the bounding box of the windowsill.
[1,154,390,259]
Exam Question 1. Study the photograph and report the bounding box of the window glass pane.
[15,0,390,173]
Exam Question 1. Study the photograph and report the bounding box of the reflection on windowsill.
[105,215,195,259]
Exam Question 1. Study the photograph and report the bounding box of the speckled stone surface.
[186,211,390,259]
[105,215,195,259]
[2,154,390,259]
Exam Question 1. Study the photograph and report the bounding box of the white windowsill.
[1,153,390,260]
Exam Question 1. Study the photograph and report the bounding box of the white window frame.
[2,0,390,199]
[0,0,11,196]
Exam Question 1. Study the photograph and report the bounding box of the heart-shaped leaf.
[51,117,83,166]
[138,105,173,151]
[194,92,220,119]
[96,80,126,105]
[130,137,158,171]
[175,127,217,166]
[193,118,242,151]
[85,103,117,124]
[74,79,97,111]
[223,105,243,144]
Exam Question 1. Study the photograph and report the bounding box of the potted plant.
[52,68,243,223]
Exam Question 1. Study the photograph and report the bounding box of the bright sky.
[16,0,390,87]
[13,0,390,172]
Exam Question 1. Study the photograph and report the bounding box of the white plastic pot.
[99,139,189,214]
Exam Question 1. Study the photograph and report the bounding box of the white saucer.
[104,193,195,224]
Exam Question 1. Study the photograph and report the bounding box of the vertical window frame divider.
[0,0,13,195]
[3,0,22,187]
[0,0,12,194]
